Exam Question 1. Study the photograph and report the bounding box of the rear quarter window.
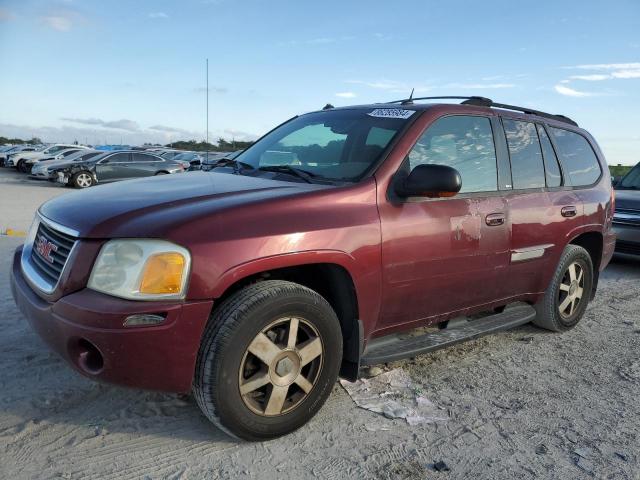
[549,127,601,186]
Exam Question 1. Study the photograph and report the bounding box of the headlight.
[88,239,191,300]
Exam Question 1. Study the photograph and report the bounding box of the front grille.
[30,221,77,285]
[613,209,640,226]
[615,240,640,256]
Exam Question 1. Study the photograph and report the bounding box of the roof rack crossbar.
[385,95,578,127]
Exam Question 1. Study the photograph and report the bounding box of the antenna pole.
[206,58,209,151]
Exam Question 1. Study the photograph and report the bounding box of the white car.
[10,144,90,172]
[1,145,39,166]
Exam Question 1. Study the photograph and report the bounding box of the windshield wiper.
[209,157,255,173]
[257,165,316,183]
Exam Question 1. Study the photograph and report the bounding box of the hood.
[39,171,331,238]
[615,189,640,212]
[13,151,43,160]
[35,158,75,170]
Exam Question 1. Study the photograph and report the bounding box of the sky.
[0,0,639,164]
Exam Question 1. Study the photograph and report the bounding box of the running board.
[361,304,536,366]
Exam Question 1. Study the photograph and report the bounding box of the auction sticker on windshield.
[367,108,415,119]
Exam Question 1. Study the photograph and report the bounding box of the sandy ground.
[1,170,639,479]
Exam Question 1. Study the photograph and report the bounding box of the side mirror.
[395,164,462,198]
[611,177,619,187]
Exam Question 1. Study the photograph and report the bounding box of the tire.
[532,244,593,332]
[71,171,94,189]
[17,159,30,173]
[193,280,343,441]
[155,171,169,175]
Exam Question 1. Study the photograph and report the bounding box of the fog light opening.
[76,339,104,374]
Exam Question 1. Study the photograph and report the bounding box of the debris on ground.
[340,369,448,425]
[432,460,450,472]
[573,447,592,459]
[535,444,548,455]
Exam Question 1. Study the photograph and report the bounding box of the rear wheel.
[533,244,593,332]
[193,280,342,441]
[71,171,94,188]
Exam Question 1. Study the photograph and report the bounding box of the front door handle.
[561,206,577,218]
[485,213,505,226]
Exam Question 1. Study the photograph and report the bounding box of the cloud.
[571,62,640,70]
[41,15,73,31]
[569,74,611,81]
[193,86,228,94]
[223,129,259,141]
[148,125,192,136]
[554,85,594,97]
[0,7,16,21]
[335,92,356,98]
[278,36,355,47]
[61,117,140,131]
[346,79,431,94]
[612,69,640,79]
[148,12,169,19]
[558,62,640,94]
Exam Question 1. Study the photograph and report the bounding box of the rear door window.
[536,125,562,187]
[107,153,131,163]
[408,115,498,193]
[502,119,545,189]
[549,128,601,186]
[133,153,160,163]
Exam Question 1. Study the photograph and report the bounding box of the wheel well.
[214,263,362,379]
[569,231,603,299]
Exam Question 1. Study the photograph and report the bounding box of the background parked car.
[29,150,101,180]
[613,162,640,255]
[171,151,204,170]
[0,145,39,167]
[200,150,238,171]
[48,150,185,188]
[23,147,88,172]
[10,144,90,172]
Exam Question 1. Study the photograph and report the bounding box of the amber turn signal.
[139,252,186,294]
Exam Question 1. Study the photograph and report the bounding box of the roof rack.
[386,95,578,127]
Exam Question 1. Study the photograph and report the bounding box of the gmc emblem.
[35,236,58,264]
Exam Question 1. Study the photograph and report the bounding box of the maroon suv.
[11,96,615,440]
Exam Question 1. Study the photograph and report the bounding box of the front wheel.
[193,280,343,441]
[71,171,94,188]
[17,159,30,173]
[533,244,593,332]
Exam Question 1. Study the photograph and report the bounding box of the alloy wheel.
[558,261,585,319]
[238,316,323,416]
[77,173,92,188]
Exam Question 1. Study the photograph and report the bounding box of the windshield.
[620,164,640,189]
[173,152,195,161]
[234,108,414,182]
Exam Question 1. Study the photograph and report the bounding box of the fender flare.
[209,249,359,299]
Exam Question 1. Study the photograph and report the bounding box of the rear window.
[503,119,545,189]
[550,128,601,186]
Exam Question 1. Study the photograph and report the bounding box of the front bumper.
[613,223,640,255]
[10,247,213,393]
[613,210,640,255]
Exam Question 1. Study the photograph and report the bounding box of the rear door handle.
[561,206,577,218]
[485,213,505,226]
